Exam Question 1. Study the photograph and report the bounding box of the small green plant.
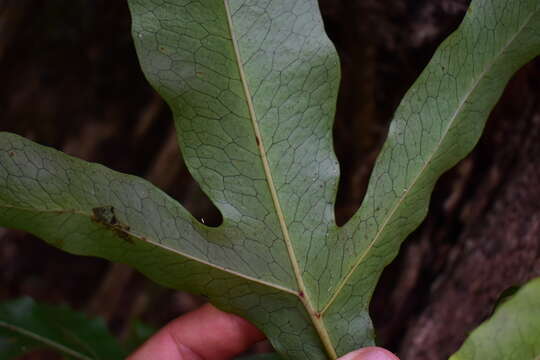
[1,0,540,359]
[0,297,128,359]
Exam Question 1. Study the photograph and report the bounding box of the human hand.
[128,304,399,360]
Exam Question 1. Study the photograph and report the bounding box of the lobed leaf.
[450,277,540,360]
[1,0,540,358]
[0,132,326,357]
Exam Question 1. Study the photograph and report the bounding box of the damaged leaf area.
[1,0,540,358]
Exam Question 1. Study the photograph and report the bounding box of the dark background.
[1,1,539,359]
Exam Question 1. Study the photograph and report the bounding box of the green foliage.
[450,277,540,360]
[123,320,156,355]
[0,297,126,360]
[1,0,540,359]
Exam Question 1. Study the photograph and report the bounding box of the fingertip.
[128,303,265,360]
[338,346,400,360]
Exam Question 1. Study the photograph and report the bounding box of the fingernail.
[338,346,399,360]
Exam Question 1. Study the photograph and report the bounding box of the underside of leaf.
[1,0,540,359]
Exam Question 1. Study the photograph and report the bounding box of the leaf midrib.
[321,6,538,316]
[222,1,338,358]
[0,204,297,296]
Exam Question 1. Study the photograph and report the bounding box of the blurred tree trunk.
[1,1,539,359]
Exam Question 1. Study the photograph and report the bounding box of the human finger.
[128,303,265,360]
[338,346,400,360]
